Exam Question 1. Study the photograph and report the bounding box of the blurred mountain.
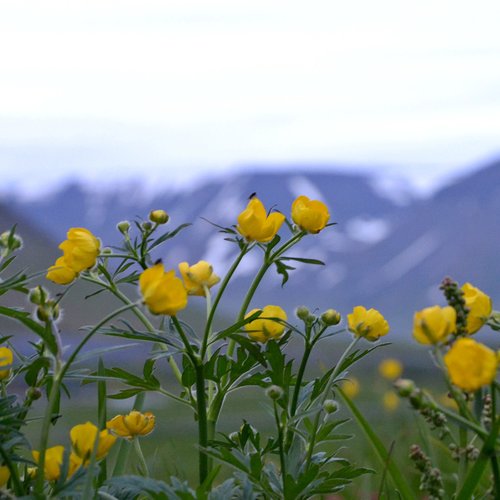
[2,161,499,339]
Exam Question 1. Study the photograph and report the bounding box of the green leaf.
[148,223,191,251]
[280,256,325,266]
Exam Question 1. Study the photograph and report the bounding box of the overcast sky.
[1,0,500,197]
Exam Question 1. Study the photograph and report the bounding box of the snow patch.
[369,175,415,206]
[346,217,391,244]
[287,176,326,202]
[381,232,440,283]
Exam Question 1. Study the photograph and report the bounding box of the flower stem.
[195,363,209,485]
[273,401,287,497]
[133,438,149,476]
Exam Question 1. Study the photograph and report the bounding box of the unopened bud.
[26,387,42,401]
[323,399,338,414]
[0,231,23,252]
[29,286,46,305]
[265,385,284,400]
[117,221,130,234]
[321,309,341,326]
[295,306,310,321]
[228,432,239,444]
[149,209,169,225]
[101,247,112,255]
[394,378,416,397]
[142,221,153,231]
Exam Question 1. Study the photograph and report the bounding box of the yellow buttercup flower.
[291,195,330,233]
[347,306,389,342]
[70,422,116,461]
[139,263,188,315]
[178,261,220,296]
[462,283,492,334]
[444,338,497,392]
[0,465,10,487]
[237,197,285,243]
[340,377,360,399]
[149,209,169,224]
[59,228,100,273]
[413,305,456,344]
[46,256,77,285]
[378,358,403,380]
[107,411,155,439]
[244,305,287,343]
[32,446,65,481]
[0,346,13,380]
[382,391,400,411]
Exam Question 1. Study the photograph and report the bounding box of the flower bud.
[0,231,23,253]
[149,210,169,225]
[26,387,42,401]
[117,221,130,234]
[394,378,416,397]
[142,221,153,232]
[101,247,113,255]
[295,306,310,321]
[323,399,338,414]
[29,286,46,305]
[228,432,239,444]
[321,309,341,326]
[265,385,284,400]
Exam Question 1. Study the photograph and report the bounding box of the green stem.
[133,438,149,476]
[201,244,250,358]
[273,401,287,497]
[290,341,313,418]
[35,302,137,495]
[195,364,209,485]
[305,336,360,468]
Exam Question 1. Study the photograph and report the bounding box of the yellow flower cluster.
[46,228,100,285]
[347,306,390,342]
[237,195,330,243]
[244,305,288,343]
[0,346,13,380]
[31,421,116,482]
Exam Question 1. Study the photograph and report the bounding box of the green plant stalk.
[274,401,287,497]
[171,316,208,484]
[456,417,500,500]
[195,363,209,484]
[97,358,108,486]
[305,336,360,468]
[289,340,313,418]
[35,302,137,495]
[201,244,250,358]
[133,438,150,476]
[339,387,415,499]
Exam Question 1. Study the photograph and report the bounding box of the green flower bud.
[265,385,284,400]
[295,306,310,321]
[29,286,46,305]
[149,209,169,225]
[26,387,42,401]
[142,221,153,232]
[101,247,113,255]
[323,399,338,414]
[394,378,416,397]
[321,309,341,326]
[228,432,239,444]
[117,221,130,234]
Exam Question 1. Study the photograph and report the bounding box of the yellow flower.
[462,283,492,334]
[46,256,77,285]
[237,197,285,243]
[107,411,155,439]
[0,346,13,380]
[32,446,65,481]
[382,391,400,411]
[444,338,498,392]
[244,305,287,343]
[347,306,389,341]
[59,228,100,272]
[139,263,188,315]
[340,377,360,398]
[70,422,116,461]
[178,261,220,296]
[378,358,403,380]
[0,465,10,487]
[291,195,330,233]
[413,305,456,344]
